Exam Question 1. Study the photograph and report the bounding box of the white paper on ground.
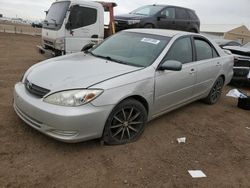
[188,170,207,178]
[226,89,247,98]
[177,137,186,144]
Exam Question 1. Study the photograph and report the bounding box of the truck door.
[65,3,104,53]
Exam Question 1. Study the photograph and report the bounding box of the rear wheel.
[103,99,147,145]
[204,76,224,104]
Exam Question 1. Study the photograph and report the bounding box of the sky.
[0,0,250,27]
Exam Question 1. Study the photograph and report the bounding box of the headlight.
[127,20,141,25]
[44,89,103,107]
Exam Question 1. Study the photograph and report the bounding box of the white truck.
[37,0,117,56]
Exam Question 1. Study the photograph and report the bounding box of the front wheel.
[144,24,154,28]
[103,99,147,145]
[203,76,224,105]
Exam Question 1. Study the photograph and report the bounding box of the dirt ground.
[0,32,250,188]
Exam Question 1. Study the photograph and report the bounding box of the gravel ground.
[0,32,250,188]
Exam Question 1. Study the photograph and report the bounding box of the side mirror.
[81,43,95,52]
[157,15,166,21]
[159,60,182,71]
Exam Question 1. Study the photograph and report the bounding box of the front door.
[65,3,104,53]
[157,8,176,29]
[153,37,196,115]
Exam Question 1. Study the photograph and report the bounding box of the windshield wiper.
[89,52,128,65]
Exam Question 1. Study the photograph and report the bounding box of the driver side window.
[164,37,193,64]
[69,6,97,30]
[160,8,175,19]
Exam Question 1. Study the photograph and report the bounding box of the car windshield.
[91,31,171,67]
[43,1,70,30]
[130,5,163,16]
[243,42,250,48]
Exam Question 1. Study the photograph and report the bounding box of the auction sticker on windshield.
[141,38,160,45]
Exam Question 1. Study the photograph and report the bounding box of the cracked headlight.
[127,20,141,25]
[44,89,103,107]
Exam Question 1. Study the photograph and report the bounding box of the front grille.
[25,79,50,98]
[234,58,250,67]
[44,40,54,46]
[233,68,249,77]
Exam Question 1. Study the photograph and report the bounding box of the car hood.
[26,53,141,91]
[223,46,250,57]
[115,13,147,20]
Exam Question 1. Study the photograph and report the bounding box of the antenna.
[154,0,159,5]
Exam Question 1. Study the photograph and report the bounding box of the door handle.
[189,68,195,74]
[216,62,222,67]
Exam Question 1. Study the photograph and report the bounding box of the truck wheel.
[203,76,224,105]
[103,99,147,145]
[144,24,154,28]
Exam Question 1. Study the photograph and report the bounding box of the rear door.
[154,36,196,115]
[192,37,221,97]
[175,8,190,31]
[65,3,104,53]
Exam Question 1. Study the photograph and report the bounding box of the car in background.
[223,42,250,85]
[115,5,200,33]
[214,39,242,48]
[13,29,233,145]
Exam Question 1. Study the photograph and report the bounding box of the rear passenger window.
[69,6,97,29]
[194,39,219,60]
[176,8,189,19]
[164,37,193,64]
[194,39,213,61]
[188,10,197,20]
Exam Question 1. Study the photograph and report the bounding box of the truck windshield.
[43,1,70,30]
[91,31,171,67]
[130,5,164,16]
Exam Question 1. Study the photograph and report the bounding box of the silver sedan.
[13,29,234,144]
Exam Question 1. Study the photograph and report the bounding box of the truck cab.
[38,0,116,56]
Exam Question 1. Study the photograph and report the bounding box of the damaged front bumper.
[232,56,250,82]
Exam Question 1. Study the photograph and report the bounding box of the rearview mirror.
[81,43,95,52]
[159,60,182,71]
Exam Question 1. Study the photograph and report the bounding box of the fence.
[0,23,41,36]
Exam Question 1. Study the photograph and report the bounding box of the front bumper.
[37,45,55,57]
[13,82,114,143]
[115,20,141,32]
[232,67,250,82]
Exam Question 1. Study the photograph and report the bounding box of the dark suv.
[115,5,200,33]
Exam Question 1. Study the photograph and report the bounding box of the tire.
[203,76,224,105]
[144,24,154,28]
[103,99,147,145]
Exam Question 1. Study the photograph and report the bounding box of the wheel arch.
[117,95,149,114]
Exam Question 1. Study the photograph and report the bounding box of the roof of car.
[148,4,195,12]
[125,29,196,38]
